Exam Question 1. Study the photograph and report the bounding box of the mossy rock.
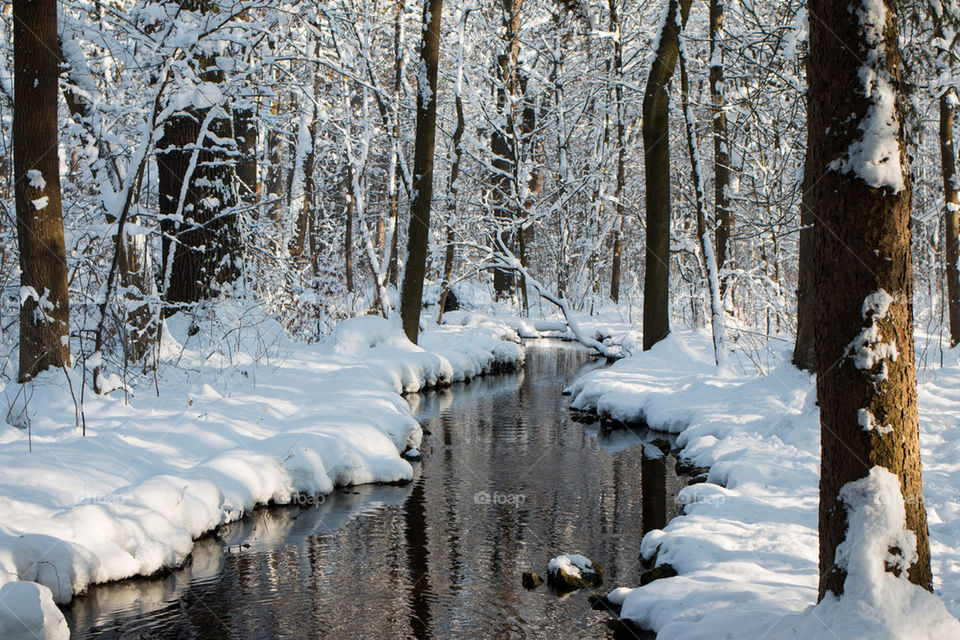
[521,571,543,589]
[547,555,604,592]
[639,563,677,586]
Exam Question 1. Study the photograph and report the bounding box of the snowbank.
[567,330,960,639]
[0,308,522,627]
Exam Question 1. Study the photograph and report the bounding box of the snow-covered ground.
[567,330,960,639]
[0,305,522,639]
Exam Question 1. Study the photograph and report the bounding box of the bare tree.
[400,0,444,344]
[809,0,932,597]
[14,0,70,381]
[642,0,692,350]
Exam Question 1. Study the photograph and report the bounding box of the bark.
[609,0,625,304]
[438,54,467,326]
[400,0,443,344]
[679,40,726,366]
[942,89,960,346]
[345,165,355,293]
[14,0,71,381]
[710,0,732,294]
[641,0,692,351]
[388,0,406,287]
[159,1,240,306]
[809,0,932,598]
[234,107,258,204]
[793,148,817,370]
[490,0,524,300]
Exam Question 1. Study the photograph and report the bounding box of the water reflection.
[67,343,685,639]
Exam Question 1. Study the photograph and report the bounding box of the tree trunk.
[490,0,524,301]
[345,165,355,294]
[941,89,960,346]
[710,0,732,295]
[680,40,726,366]
[641,0,692,351]
[234,106,258,204]
[388,0,406,287]
[159,1,240,306]
[609,0,625,304]
[793,148,817,370]
[438,28,467,326]
[400,0,443,344]
[14,0,70,381]
[809,0,932,598]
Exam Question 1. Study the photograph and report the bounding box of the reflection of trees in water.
[67,343,670,639]
[642,450,668,535]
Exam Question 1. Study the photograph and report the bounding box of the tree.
[158,0,241,307]
[710,0,732,294]
[608,0,626,304]
[400,0,444,344]
[642,0,692,351]
[809,0,932,597]
[931,6,960,347]
[14,0,70,382]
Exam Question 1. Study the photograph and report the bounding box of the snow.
[568,329,960,638]
[827,0,905,192]
[26,170,45,191]
[547,553,597,579]
[0,307,522,617]
[0,582,69,640]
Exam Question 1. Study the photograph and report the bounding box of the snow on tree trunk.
[809,0,932,598]
[14,0,71,382]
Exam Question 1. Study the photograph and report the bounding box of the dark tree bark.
[400,0,443,344]
[609,0,625,304]
[158,0,240,306]
[438,82,465,325]
[641,0,692,351]
[234,106,258,204]
[809,0,932,598]
[344,165,355,293]
[490,0,524,300]
[710,0,732,294]
[942,90,960,346]
[793,149,817,371]
[14,0,71,381]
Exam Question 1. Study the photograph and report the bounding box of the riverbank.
[0,306,523,639]
[567,330,960,639]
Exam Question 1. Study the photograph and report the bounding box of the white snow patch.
[0,582,69,640]
[827,0,906,192]
[26,170,45,191]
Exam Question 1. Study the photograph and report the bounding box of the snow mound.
[0,582,69,640]
[567,329,960,638]
[0,308,523,621]
[781,468,960,639]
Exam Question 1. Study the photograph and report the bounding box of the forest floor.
[567,327,960,639]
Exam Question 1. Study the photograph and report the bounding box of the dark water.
[66,342,684,639]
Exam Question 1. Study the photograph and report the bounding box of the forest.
[2,0,960,638]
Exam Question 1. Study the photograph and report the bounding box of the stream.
[66,342,685,639]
